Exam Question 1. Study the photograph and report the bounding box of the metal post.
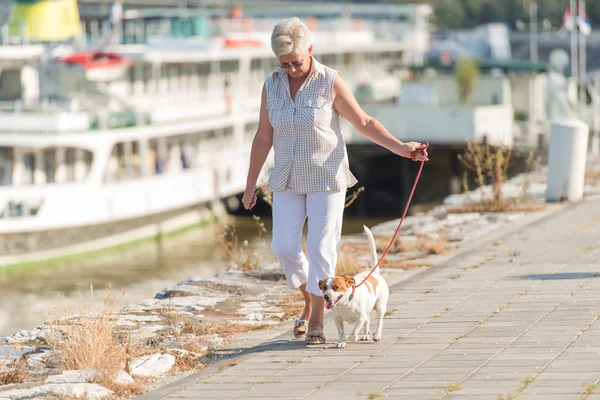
[578,0,587,108]
[570,0,579,111]
[529,1,538,62]
[593,77,600,157]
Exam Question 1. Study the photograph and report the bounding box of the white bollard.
[546,119,589,202]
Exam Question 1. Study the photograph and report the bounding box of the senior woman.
[242,17,428,345]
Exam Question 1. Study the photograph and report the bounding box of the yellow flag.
[9,0,82,42]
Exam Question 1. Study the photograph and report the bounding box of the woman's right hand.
[242,185,258,210]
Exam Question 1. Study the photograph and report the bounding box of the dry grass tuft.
[97,378,146,399]
[415,232,448,255]
[217,224,261,271]
[344,186,365,208]
[168,350,206,373]
[277,303,305,320]
[457,141,544,213]
[276,291,305,320]
[585,170,600,187]
[376,238,412,254]
[180,321,272,338]
[0,357,28,386]
[585,170,600,180]
[41,286,126,384]
[335,253,365,276]
[62,393,91,400]
[447,198,545,214]
[217,216,267,271]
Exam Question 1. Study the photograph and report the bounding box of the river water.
[0,215,389,338]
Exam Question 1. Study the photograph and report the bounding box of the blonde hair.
[270,17,311,57]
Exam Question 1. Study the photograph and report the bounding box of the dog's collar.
[349,285,356,302]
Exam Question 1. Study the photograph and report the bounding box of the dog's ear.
[344,275,355,287]
[318,279,327,292]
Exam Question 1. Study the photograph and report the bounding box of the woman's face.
[278,46,312,79]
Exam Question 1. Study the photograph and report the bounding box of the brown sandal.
[293,319,307,338]
[305,330,326,345]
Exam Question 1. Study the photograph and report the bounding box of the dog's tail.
[363,225,379,274]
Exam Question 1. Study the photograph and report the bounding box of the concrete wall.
[402,75,511,107]
[344,103,514,147]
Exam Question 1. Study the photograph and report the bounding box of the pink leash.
[349,141,429,301]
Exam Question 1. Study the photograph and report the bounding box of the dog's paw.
[335,341,347,349]
[359,334,370,341]
[373,333,381,342]
[349,335,358,343]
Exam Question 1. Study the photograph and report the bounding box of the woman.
[242,17,428,345]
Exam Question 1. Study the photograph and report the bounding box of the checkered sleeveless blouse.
[265,57,358,194]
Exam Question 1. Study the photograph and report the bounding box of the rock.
[129,353,175,377]
[116,314,162,326]
[113,370,135,385]
[244,270,285,282]
[371,215,435,236]
[129,325,168,341]
[0,383,112,399]
[154,289,199,299]
[0,346,32,360]
[26,349,52,370]
[245,313,265,321]
[45,369,94,384]
[258,262,282,271]
[184,305,204,312]
[3,328,46,344]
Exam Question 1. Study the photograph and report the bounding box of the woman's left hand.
[399,142,429,162]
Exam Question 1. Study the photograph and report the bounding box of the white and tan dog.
[318,225,389,348]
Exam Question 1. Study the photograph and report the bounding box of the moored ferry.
[0,0,432,266]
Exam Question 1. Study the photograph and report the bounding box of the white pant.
[271,189,346,296]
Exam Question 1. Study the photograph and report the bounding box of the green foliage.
[384,0,599,31]
[454,58,479,103]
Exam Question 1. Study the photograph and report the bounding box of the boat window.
[168,64,181,91]
[128,66,135,95]
[321,54,334,67]
[0,147,12,186]
[250,59,261,71]
[22,152,35,185]
[219,60,239,73]
[65,148,76,181]
[0,70,22,101]
[142,64,152,93]
[44,149,56,183]
[84,151,93,178]
[131,141,141,178]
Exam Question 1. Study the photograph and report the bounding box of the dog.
[318,225,389,348]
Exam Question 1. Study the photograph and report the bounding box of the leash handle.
[411,141,429,162]
[352,142,429,295]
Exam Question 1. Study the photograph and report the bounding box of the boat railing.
[0,99,76,114]
[0,14,405,47]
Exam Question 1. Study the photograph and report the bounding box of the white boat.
[0,4,432,267]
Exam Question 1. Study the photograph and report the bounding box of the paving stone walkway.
[139,194,600,400]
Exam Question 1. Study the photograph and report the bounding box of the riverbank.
[1,158,599,400]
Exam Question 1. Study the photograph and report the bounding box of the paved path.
[139,194,600,400]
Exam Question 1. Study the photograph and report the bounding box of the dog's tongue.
[325,301,334,310]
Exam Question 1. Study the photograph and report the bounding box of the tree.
[454,58,480,104]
